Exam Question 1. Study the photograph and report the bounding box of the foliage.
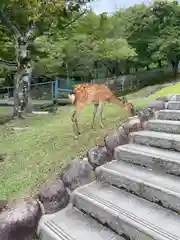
[33,35,66,75]
[1,0,180,85]
[94,38,136,61]
[149,0,180,71]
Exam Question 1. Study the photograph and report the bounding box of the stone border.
[0,100,164,240]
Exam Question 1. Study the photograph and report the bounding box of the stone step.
[166,101,180,110]
[129,130,180,151]
[38,205,123,240]
[170,94,180,101]
[159,94,180,101]
[95,160,180,212]
[72,181,180,240]
[145,119,180,133]
[114,143,180,176]
[157,110,180,121]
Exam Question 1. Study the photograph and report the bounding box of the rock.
[138,108,155,128]
[87,146,112,168]
[32,111,49,115]
[0,200,8,212]
[122,116,142,134]
[60,157,95,191]
[138,108,155,121]
[0,198,42,240]
[104,129,129,154]
[38,179,69,214]
[12,127,29,131]
[147,100,165,110]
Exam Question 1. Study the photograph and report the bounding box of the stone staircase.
[38,95,180,240]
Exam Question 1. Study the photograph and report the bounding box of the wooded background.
[0,0,180,115]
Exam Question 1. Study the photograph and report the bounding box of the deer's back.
[74,84,113,103]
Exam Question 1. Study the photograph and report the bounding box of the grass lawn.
[147,82,180,99]
[0,82,178,201]
[127,82,180,106]
[0,104,131,200]
[0,106,13,115]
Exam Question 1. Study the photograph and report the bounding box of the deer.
[68,83,135,137]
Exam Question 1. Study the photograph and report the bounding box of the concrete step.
[169,94,180,101]
[166,101,180,110]
[38,205,123,240]
[72,181,180,240]
[159,94,180,101]
[145,119,180,133]
[157,110,180,121]
[114,143,180,176]
[129,130,180,151]
[95,160,180,212]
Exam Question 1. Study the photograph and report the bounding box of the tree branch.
[24,21,36,42]
[99,60,114,75]
[0,59,17,66]
[0,10,22,40]
[60,9,87,30]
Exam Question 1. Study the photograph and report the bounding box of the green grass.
[127,81,180,106]
[0,104,132,200]
[147,82,180,100]
[0,82,177,201]
[0,106,13,115]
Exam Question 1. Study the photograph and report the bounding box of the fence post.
[51,81,54,101]
[55,78,59,101]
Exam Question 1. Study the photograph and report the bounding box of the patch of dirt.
[0,199,8,212]
[0,153,7,162]
[0,114,13,125]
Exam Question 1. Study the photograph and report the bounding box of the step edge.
[129,130,180,139]
[147,120,180,124]
[74,188,180,240]
[115,146,180,162]
[96,164,180,198]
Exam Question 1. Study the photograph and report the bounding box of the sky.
[90,0,152,14]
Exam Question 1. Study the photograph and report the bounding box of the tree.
[2,0,180,94]
[121,3,154,71]
[0,0,90,118]
[67,11,136,77]
[149,0,180,76]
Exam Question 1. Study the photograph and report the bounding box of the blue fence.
[1,67,173,101]
[0,77,88,101]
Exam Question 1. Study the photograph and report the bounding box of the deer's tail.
[68,90,76,104]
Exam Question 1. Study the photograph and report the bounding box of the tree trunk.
[158,60,162,68]
[125,66,130,74]
[146,65,150,71]
[115,60,120,77]
[94,61,98,79]
[171,60,179,78]
[0,10,34,118]
[102,60,114,75]
[13,39,32,118]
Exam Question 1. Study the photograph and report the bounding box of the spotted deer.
[68,83,135,137]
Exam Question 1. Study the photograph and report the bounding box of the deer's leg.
[72,101,86,137]
[91,103,99,129]
[71,110,80,136]
[99,102,104,128]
